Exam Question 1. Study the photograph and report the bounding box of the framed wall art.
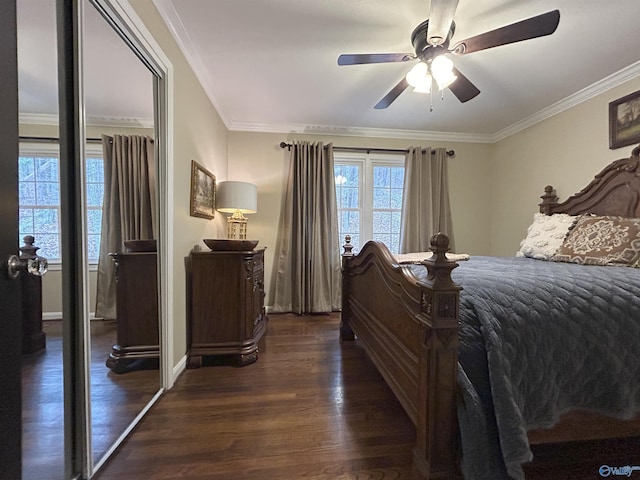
[609,89,640,149]
[190,160,216,219]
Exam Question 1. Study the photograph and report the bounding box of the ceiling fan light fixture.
[431,54,457,90]
[431,55,453,77]
[406,62,429,88]
[435,72,457,91]
[412,74,432,93]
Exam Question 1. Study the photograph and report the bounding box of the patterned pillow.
[552,215,640,266]
[516,213,578,260]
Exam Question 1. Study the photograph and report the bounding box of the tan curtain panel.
[95,134,156,319]
[399,146,455,253]
[271,141,341,314]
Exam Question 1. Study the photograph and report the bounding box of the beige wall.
[490,75,640,256]
[228,131,494,307]
[130,0,229,368]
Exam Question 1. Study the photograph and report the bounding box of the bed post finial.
[422,233,459,290]
[539,185,559,215]
[342,235,354,257]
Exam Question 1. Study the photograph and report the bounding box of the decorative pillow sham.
[552,215,640,267]
[394,252,470,264]
[516,213,578,260]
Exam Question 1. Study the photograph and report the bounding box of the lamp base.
[226,213,248,240]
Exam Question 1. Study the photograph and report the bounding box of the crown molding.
[152,0,231,127]
[227,120,495,144]
[19,112,154,129]
[492,60,640,143]
[19,113,59,126]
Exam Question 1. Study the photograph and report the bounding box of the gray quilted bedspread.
[410,256,640,480]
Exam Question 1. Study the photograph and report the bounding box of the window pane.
[86,157,104,183]
[19,208,34,233]
[373,187,390,209]
[390,188,403,209]
[32,233,60,260]
[339,187,358,209]
[19,157,35,181]
[87,209,102,234]
[35,157,59,181]
[373,233,391,248]
[373,211,391,234]
[87,234,101,261]
[373,166,390,188]
[335,164,359,187]
[19,182,36,205]
[33,208,59,233]
[390,234,400,254]
[86,183,104,207]
[340,210,359,232]
[391,167,404,188]
[392,211,402,232]
[36,182,60,206]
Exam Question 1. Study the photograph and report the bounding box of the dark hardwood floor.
[21,320,160,480]
[93,313,640,480]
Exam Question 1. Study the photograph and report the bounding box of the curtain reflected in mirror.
[82,0,161,470]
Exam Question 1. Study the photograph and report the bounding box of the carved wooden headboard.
[539,145,640,217]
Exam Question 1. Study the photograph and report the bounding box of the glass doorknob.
[6,254,48,279]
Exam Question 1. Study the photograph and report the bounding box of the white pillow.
[516,213,578,260]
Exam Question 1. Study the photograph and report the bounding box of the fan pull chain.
[429,81,434,112]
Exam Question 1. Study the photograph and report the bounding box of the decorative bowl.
[203,239,259,251]
[123,239,157,252]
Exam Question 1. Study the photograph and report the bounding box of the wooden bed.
[340,145,640,479]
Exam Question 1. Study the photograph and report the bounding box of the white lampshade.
[216,181,257,214]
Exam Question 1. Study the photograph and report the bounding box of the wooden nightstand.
[186,247,267,368]
[106,251,160,373]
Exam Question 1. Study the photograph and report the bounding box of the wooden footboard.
[341,234,462,480]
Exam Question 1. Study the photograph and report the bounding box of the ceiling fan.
[337,0,560,109]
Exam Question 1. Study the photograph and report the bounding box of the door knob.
[5,236,48,279]
[6,254,48,279]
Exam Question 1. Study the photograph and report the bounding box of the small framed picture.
[189,160,216,219]
[609,89,640,149]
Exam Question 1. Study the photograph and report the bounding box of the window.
[18,144,104,263]
[335,153,404,254]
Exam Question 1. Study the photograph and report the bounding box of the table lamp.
[216,181,257,240]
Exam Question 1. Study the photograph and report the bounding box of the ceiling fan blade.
[448,67,480,103]
[338,53,413,66]
[453,10,560,55]
[374,77,410,109]
[427,0,459,46]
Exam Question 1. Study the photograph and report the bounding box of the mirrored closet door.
[17,0,171,477]
[82,0,161,470]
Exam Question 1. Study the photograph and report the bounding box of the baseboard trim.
[170,354,187,388]
[42,311,100,321]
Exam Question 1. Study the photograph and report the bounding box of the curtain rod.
[279,141,454,157]
[19,135,155,144]
[20,135,103,144]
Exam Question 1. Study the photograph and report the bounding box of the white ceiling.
[17,0,640,141]
[152,0,640,141]
[17,0,154,129]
